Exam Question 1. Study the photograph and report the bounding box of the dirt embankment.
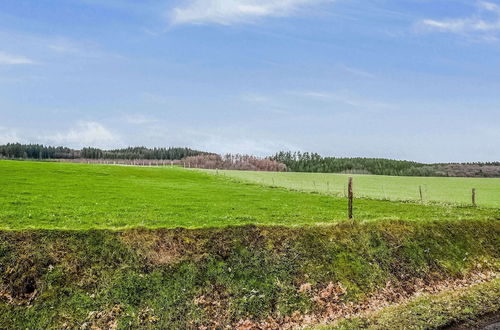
[0,220,499,329]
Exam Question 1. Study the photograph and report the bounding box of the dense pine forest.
[0,143,208,160]
[272,151,500,177]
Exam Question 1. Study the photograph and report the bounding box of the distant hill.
[272,151,500,178]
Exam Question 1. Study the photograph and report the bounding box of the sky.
[0,0,499,163]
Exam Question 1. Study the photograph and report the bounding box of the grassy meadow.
[203,169,500,208]
[1,160,499,230]
[0,160,499,329]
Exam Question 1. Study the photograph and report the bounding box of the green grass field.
[0,160,498,230]
[1,160,499,329]
[203,170,500,208]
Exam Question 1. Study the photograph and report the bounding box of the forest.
[1,144,499,177]
[0,143,207,160]
[272,151,500,177]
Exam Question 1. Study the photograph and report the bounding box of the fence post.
[348,177,353,219]
[472,188,476,207]
[419,185,423,202]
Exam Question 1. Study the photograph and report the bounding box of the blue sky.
[1,0,499,162]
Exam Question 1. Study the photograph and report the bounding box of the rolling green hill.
[0,160,498,230]
[204,169,500,208]
[0,160,499,329]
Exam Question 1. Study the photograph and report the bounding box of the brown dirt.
[229,271,498,330]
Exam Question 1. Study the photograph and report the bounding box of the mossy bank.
[1,219,499,329]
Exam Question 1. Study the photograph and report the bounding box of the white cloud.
[0,30,123,65]
[196,134,297,155]
[176,129,297,155]
[141,92,170,104]
[0,127,22,144]
[46,38,122,59]
[45,121,121,148]
[0,51,35,65]
[479,1,500,14]
[124,114,159,125]
[338,64,375,78]
[293,90,396,110]
[418,1,500,41]
[130,124,297,156]
[170,0,329,25]
[240,93,291,115]
[241,93,270,103]
[421,18,500,33]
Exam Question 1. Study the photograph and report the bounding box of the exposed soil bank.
[444,311,500,330]
[313,276,499,329]
[0,220,499,329]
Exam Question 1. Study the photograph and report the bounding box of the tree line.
[272,151,500,177]
[182,154,286,171]
[80,146,208,160]
[1,144,498,177]
[0,144,208,160]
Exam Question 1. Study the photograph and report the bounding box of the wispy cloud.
[195,133,297,155]
[338,64,375,78]
[418,1,500,41]
[241,93,270,103]
[0,51,35,65]
[294,90,396,110]
[141,92,170,104]
[44,121,122,148]
[167,128,297,156]
[46,38,124,59]
[241,93,290,115]
[124,114,159,125]
[0,29,124,65]
[0,126,22,144]
[170,0,330,26]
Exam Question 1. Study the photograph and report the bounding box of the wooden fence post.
[419,185,423,202]
[472,188,476,207]
[348,177,353,219]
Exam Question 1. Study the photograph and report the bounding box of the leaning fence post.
[472,188,476,207]
[348,177,353,219]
